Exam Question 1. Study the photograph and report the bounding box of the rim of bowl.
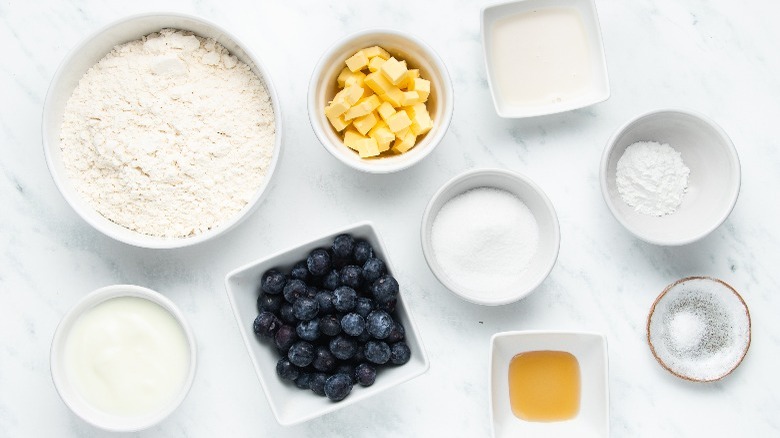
[50,284,197,431]
[307,28,454,174]
[420,168,560,305]
[41,12,283,249]
[599,108,741,246]
[645,276,751,382]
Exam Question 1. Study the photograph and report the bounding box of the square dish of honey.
[489,331,609,438]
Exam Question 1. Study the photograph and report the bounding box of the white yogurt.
[63,296,190,417]
[489,7,592,107]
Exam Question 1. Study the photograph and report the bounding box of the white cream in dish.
[488,7,592,107]
[63,296,190,416]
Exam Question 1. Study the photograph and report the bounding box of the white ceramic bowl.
[489,331,609,438]
[647,276,751,382]
[481,0,610,118]
[42,12,282,249]
[224,221,429,425]
[50,284,197,432]
[308,29,453,173]
[421,168,560,305]
[600,109,741,246]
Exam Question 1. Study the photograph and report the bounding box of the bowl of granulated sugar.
[420,168,560,306]
[647,277,751,382]
[42,13,281,248]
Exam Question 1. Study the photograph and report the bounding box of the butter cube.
[380,57,408,86]
[327,113,350,132]
[380,87,405,108]
[369,122,395,152]
[363,46,391,60]
[325,96,350,118]
[408,78,430,100]
[344,128,367,151]
[357,137,381,158]
[401,90,425,106]
[386,110,412,133]
[353,112,379,136]
[368,56,387,73]
[335,85,365,106]
[407,103,433,136]
[392,129,417,153]
[364,72,395,95]
[345,50,370,72]
[377,101,396,121]
[344,94,381,120]
[337,67,366,88]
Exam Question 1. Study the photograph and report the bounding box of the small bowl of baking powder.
[600,109,740,246]
[421,168,560,305]
[42,12,282,248]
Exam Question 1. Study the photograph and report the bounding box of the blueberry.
[313,345,337,372]
[293,296,319,321]
[274,324,297,353]
[386,321,406,343]
[315,290,335,315]
[290,261,310,282]
[261,269,286,295]
[362,258,386,284]
[355,363,377,387]
[305,285,318,298]
[307,248,332,276]
[352,347,366,364]
[279,302,296,324]
[288,341,316,367]
[322,270,342,291]
[357,330,371,344]
[370,275,399,307]
[332,234,355,259]
[354,297,374,318]
[353,240,373,265]
[335,363,355,383]
[296,319,320,341]
[310,372,328,396]
[276,358,299,381]
[329,335,358,361]
[332,286,357,312]
[295,372,313,390]
[253,311,281,338]
[257,292,283,314]
[341,313,366,337]
[339,265,363,290]
[324,373,353,401]
[366,310,393,339]
[319,314,342,337]
[283,279,307,304]
[390,341,411,365]
[364,340,391,365]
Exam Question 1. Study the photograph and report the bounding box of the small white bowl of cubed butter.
[308,29,454,173]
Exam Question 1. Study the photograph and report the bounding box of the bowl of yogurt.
[50,285,196,431]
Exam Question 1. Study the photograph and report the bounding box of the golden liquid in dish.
[508,350,580,422]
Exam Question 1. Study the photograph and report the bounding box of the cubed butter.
[401,90,425,106]
[408,103,433,136]
[357,137,381,158]
[345,50,369,72]
[325,96,351,118]
[353,112,379,136]
[334,85,365,106]
[337,67,366,88]
[377,101,396,121]
[369,121,395,152]
[408,78,430,100]
[344,94,381,120]
[363,46,391,60]
[392,129,417,153]
[386,110,412,133]
[380,87,405,108]
[344,128,366,151]
[364,72,395,95]
[327,113,350,132]
[368,56,387,73]
[380,57,408,86]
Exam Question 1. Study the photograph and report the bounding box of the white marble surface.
[2,0,779,436]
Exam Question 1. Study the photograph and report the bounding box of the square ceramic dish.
[489,331,609,438]
[481,0,610,117]
[225,221,429,425]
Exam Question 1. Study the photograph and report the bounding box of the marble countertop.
[2,0,779,436]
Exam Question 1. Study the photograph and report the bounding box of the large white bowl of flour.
[43,13,282,248]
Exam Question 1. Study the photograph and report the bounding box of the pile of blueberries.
[253,234,411,402]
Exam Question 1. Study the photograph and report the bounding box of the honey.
[508,350,580,422]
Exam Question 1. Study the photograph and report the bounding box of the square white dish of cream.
[481,0,610,118]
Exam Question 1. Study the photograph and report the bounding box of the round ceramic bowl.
[50,284,197,431]
[308,29,454,174]
[42,12,282,249]
[421,168,560,305]
[600,109,740,246]
[647,277,750,382]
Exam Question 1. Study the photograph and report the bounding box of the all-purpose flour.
[60,29,275,238]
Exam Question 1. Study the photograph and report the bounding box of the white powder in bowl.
[430,187,539,297]
[60,29,276,238]
[616,141,690,217]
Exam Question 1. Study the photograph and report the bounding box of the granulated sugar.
[430,187,539,296]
